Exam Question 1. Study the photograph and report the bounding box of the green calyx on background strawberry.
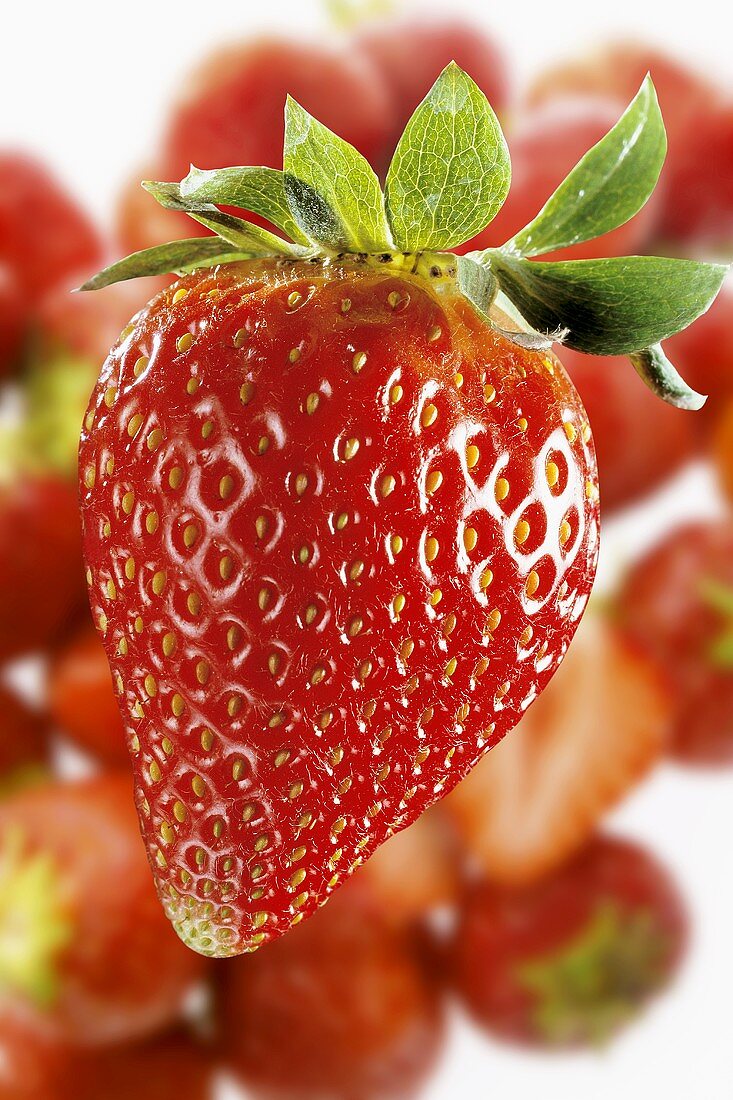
[79,64,724,959]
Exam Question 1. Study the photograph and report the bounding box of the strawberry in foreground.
[440,608,668,886]
[450,835,687,1048]
[216,883,445,1100]
[79,66,724,955]
[0,775,205,1046]
[615,521,733,766]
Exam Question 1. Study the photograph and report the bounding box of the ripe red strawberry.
[449,835,688,1048]
[559,346,695,511]
[48,624,128,767]
[77,65,721,954]
[463,101,661,261]
[356,17,510,159]
[0,775,205,1046]
[615,520,733,766]
[0,686,49,793]
[80,260,599,956]
[0,153,102,297]
[216,884,445,1099]
[0,471,86,663]
[441,609,669,885]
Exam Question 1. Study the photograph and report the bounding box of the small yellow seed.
[219,475,234,500]
[466,445,480,469]
[421,403,438,428]
[426,470,443,495]
[176,332,194,354]
[495,477,510,502]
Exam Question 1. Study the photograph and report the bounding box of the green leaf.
[180,165,311,246]
[283,96,392,252]
[385,62,511,251]
[487,253,728,356]
[506,76,666,257]
[143,181,302,256]
[79,238,250,291]
[456,254,496,316]
[630,344,706,410]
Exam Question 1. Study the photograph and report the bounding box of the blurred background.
[1,0,732,1097]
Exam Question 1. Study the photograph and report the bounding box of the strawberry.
[48,624,128,767]
[560,346,695,511]
[216,883,445,1100]
[449,835,688,1048]
[0,468,86,663]
[78,66,722,954]
[463,100,661,261]
[0,775,205,1046]
[659,102,733,248]
[615,520,733,766]
[714,398,733,502]
[0,686,49,794]
[0,1015,67,1100]
[0,153,102,298]
[440,609,669,885]
[64,1031,215,1100]
[356,17,510,162]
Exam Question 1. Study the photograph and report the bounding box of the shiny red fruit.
[615,520,733,766]
[463,100,660,260]
[559,345,695,511]
[357,18,510,164]
[0,775,205,1046]
[450,835,687,1047]
[0,154,102,297]
[48,624,128,766]
[0,475,86,663]
[79,257,599,956]
[217,884,445,1100]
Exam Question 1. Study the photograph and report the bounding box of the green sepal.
[456,254,497,316]
[630,344,706,411]
[79,238,253,291]
[283,96,392,252]
[385,62,511,251]
[142,181,304,256]
[485,252,728,355]
[180,165,311,246]
[507,76,666,258]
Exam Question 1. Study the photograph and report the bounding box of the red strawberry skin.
[450,836,687,1047]
[79,257,599,956]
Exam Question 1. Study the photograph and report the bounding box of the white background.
[2,2,732,1097]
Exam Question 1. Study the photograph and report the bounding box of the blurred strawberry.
[117,166,211,254]
[48,624,128,767]
[659,102,733,248]
[0,263,25,378]
[441,610,668,886]
[0,775,205,1047]
[0,686,49,794]
[118,38,395,254]
[0,154,102,298]
[559,346,695,511]
[0,1015,66,1100]
[450,835,687,1048]
[615,521,733,765]
[217,885,445,1099]
[356,810,459,929]
[356,17,510,161]
[0,467,86,663]
[463,100,660,260]
[666,285,733,434]
[527,41,717,169]
[66,1031,216,1100]
[714,398,733,502]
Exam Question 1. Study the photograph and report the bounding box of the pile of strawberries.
[1,13,732,1100]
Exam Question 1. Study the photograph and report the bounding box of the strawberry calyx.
[0,829,72,1006]
[517,902,672,1045]
[81,63,727,410]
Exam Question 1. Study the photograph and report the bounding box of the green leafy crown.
[83,63,729,410]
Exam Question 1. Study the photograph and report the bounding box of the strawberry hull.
[79,257,599,956]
